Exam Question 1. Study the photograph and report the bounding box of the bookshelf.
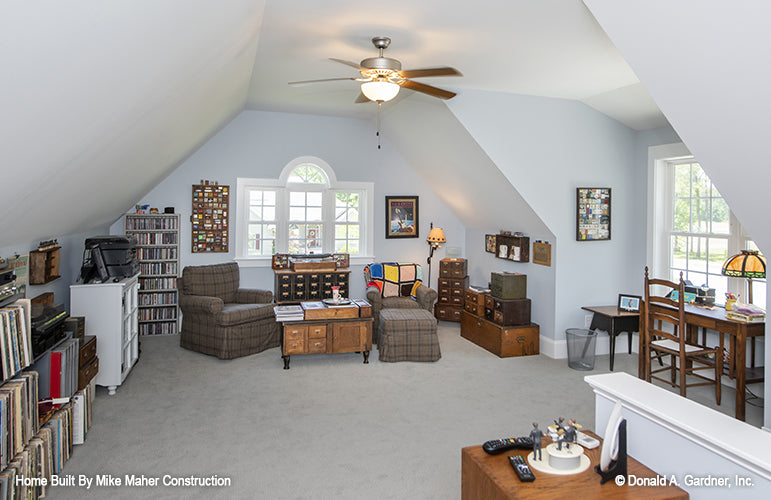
[125,213,180,336]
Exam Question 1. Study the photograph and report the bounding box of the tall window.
[652,151,765,305]
[236,157,373,264]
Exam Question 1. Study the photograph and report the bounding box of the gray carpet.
[49,324,763,499]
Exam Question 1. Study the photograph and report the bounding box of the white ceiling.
[247,0,668,130]
[1,0,668,249]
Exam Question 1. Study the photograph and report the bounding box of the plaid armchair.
[364,262,438,343]
[178,262,280,359]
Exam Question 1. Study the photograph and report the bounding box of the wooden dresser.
[435,258,468,322]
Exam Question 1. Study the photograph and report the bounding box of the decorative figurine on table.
[529,422,545,461]
[561,418,578,450]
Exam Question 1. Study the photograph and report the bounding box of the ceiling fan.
[289,36,462,103]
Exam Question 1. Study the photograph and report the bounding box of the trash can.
[566,328,597,371]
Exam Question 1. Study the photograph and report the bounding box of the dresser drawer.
[435,304,463,322]
[79,335,97,367]
[285,325,307,341]
[308,324,327,339]
[439,258,468,278]
[78,355,99,391]
[307,337,327,354]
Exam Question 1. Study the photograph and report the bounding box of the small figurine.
[562,418,578,450]
[529,422,545,461]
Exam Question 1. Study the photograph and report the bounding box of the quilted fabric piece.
[365,262,423,299]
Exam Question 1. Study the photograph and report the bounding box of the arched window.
[236,157,373,265]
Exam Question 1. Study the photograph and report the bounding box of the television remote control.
[482,437,534,455]
[509,455,535,482]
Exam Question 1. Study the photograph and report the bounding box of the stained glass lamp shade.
[721,250,766,303]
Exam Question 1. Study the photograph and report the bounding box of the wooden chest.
[435,304,463,322]
[484,296,531,326]
[460,310,539,358]
[464,287,489,316]
[439,258,468,279]
[490,272,527,299]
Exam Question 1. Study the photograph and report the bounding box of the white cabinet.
[70,274,140,395]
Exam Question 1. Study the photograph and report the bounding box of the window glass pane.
[289,207,305,220]
[673,199,690,232]
[348,241,359,253]
[307,192,322,205]
[349,225,359,239]
[687,237,708,273]
[671,235,687,269]
[263,207,275,220]
[692,166,711,198]
[687,271,707,288]
[249,191,262,204]
[335,224,347,239]
[288,224,302,239]
[307,207,322,221]
[289,191,305,205]
[264,191,276,205]
[711,198,729,234]
[335,207,347,221]
[673,164,691,197]
[249,207,262,221]
[348,207,359,222]
[707,238,728,276]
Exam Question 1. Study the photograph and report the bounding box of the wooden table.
[582,306,640,371]
[461,433,687,499]
[638,302,765,421]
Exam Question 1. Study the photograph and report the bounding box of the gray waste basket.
[566,328,597,371]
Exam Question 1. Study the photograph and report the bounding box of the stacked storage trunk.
[460,272,539,357]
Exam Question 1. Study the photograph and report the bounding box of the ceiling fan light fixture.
[361,80,400,102]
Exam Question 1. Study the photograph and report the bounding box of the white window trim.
[235,157,374,268]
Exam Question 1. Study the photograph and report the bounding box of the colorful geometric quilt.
[365,262,423,299]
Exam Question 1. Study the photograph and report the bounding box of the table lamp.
[426,223,446,287]
[721,250,766,304]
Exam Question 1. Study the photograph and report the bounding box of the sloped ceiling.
[2,0,667,250]
[0,1,265,247]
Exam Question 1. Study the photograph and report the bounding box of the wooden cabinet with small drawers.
[274,270,350,304]
[435,259,469,323]
[281,318,372,369]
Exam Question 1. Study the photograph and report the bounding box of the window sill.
[235,255,375,268]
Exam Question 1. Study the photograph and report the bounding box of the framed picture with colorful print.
[576,187,611,241]
[385,196,419,239]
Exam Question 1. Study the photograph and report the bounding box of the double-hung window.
[236,157,372,265]
[649,146,765,305]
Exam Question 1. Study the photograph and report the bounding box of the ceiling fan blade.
[288,77,357,86]
[354,92,370,104]
[399,79,457,100]
[398,67,462,79]
[329,58,362,70]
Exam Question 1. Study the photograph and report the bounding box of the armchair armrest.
[179,295,224,315]
[414,284,438,311]
[235,288,273,304]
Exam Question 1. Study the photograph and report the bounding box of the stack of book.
[726,303,765,323]
[273,305,304,322]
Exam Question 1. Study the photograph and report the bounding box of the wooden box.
[353,299,371,317]
[290,260,336,272]
[301,301,359,320]
[483,296,531,326]
[490,272,527,299]
[460,310,539,358]
[439,258,468,278]
[464,288,489,316]
[78,335,97,367]
[28,246,61,285]
[435,304,463,322]
[494,234,530,263]
[78,356,99,391]
[66,316,86,339]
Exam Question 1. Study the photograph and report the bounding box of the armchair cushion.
[219,303,275,326]
[181,262,239,303]
[365,262,423,299]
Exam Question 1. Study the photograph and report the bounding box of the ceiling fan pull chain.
[377,101,382,149]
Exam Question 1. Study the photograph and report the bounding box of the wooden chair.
[643,267,722,404]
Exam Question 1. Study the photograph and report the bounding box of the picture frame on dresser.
[385,196,419,239]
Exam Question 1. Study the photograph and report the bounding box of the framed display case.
[576,187,611,241]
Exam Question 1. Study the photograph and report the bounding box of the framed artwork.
[532,242,552,266]
[485,234,497,253]
[576,187,611,241]
[618,294,642,313]
[385,196,419,239]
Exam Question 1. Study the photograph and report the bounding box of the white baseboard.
[540,332,640,360]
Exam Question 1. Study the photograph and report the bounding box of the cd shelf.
[125,213,180,336]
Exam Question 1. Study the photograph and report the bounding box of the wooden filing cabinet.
[78,335,99,391]
[435,258,469,322]
[274,269,350,304]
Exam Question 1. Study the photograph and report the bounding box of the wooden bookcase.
[125,213,180,336]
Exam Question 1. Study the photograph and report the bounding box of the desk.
[582,306,640,371]
[638,302,764,421]
[461,432,687,499]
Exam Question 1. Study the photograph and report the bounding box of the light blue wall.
[447,90,679,350]
[111,110,466,294]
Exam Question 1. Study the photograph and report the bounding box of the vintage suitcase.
[464,287,489,316]
[460,310,539,358]
[439,258,468,279]
[435,304,463,322]
[483,296,531,326]
[490,272,527,299]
